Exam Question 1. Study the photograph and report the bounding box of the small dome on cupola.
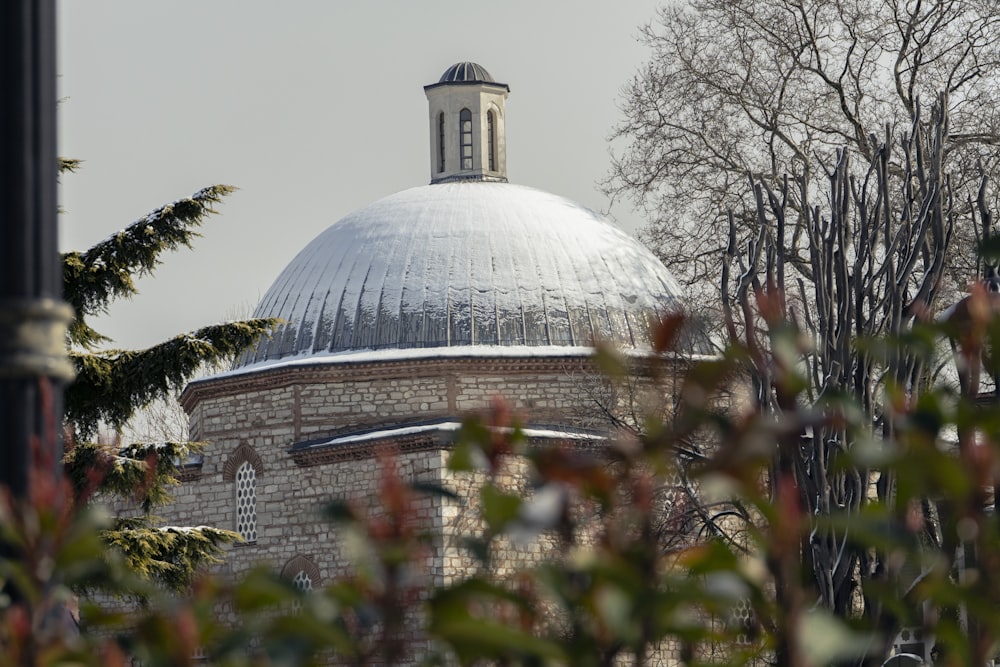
[437,61,497,84]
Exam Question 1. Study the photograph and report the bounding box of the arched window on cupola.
[437,112,446,173]
[460,108,473,170]
[487,110,496,172]
[223,443,263,543]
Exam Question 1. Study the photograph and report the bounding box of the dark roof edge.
[288,417,607,453]
[424,80,510,93]
[287,420,608,467]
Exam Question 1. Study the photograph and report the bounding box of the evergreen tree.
[60,178,277,590]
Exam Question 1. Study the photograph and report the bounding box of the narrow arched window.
[235,460,257,542]
[460,108,473,170]
[487,110,496,172]
[223,443,263,544]
[437,112,445,173]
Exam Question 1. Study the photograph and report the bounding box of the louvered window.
[487,110,496,171]
[460,108,473,170]
[438,112,445,173]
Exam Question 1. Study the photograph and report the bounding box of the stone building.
[166,62,705,660]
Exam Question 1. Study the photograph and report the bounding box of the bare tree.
[607,0,1000,316]
[720,96,988,662]
[119,300,259,445]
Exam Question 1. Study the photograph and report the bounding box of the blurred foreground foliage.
[6,309,1000,666]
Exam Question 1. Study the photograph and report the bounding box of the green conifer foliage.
[61,184,278,589]
[67,321,274,439]
[63,185,239,349]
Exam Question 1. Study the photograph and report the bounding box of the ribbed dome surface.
[237,183,689,368]
[438,61,495,84]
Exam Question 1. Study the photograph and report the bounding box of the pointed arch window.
[438,112,446,173]
[487,110,496,172]
[460,108,473,170]
[281,555,321,591]
[223,443,263,544]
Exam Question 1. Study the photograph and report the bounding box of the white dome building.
[167,62,702,658]
[237,61,691,366]
[239,181,686,364]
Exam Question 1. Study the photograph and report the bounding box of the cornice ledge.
[181,354,604,412]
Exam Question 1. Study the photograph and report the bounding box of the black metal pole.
[0,1,73,499]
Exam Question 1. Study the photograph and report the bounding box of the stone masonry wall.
[164,355,686,664]
[169,448,447,584]
[183,357,617,446]
[174,357,611,564]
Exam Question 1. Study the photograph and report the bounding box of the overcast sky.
[57,1,663,351]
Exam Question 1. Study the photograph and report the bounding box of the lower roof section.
[287,418,606,466]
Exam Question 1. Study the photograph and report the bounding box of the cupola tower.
[424,62,509,184]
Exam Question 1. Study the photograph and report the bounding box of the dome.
[237,183,693,368]
[438,61,495,84]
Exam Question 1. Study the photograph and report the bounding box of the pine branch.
[65,440,239,592]
[59,157,82,174]
[101,524,241,591]
[66,318,277,438]
[62,185,236,348]
[64,440,204,512]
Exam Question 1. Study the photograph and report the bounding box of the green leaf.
[480,484,522,535]
[798,608,878,665]
[410,480,459,500]
[233,567,297,611]
[431,615,566,664]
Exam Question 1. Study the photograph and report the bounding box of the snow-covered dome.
[237,182,692,368]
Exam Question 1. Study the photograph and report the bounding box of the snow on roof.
[236,182,702,368]
[195,343,717,383]
[293,419,605,450]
